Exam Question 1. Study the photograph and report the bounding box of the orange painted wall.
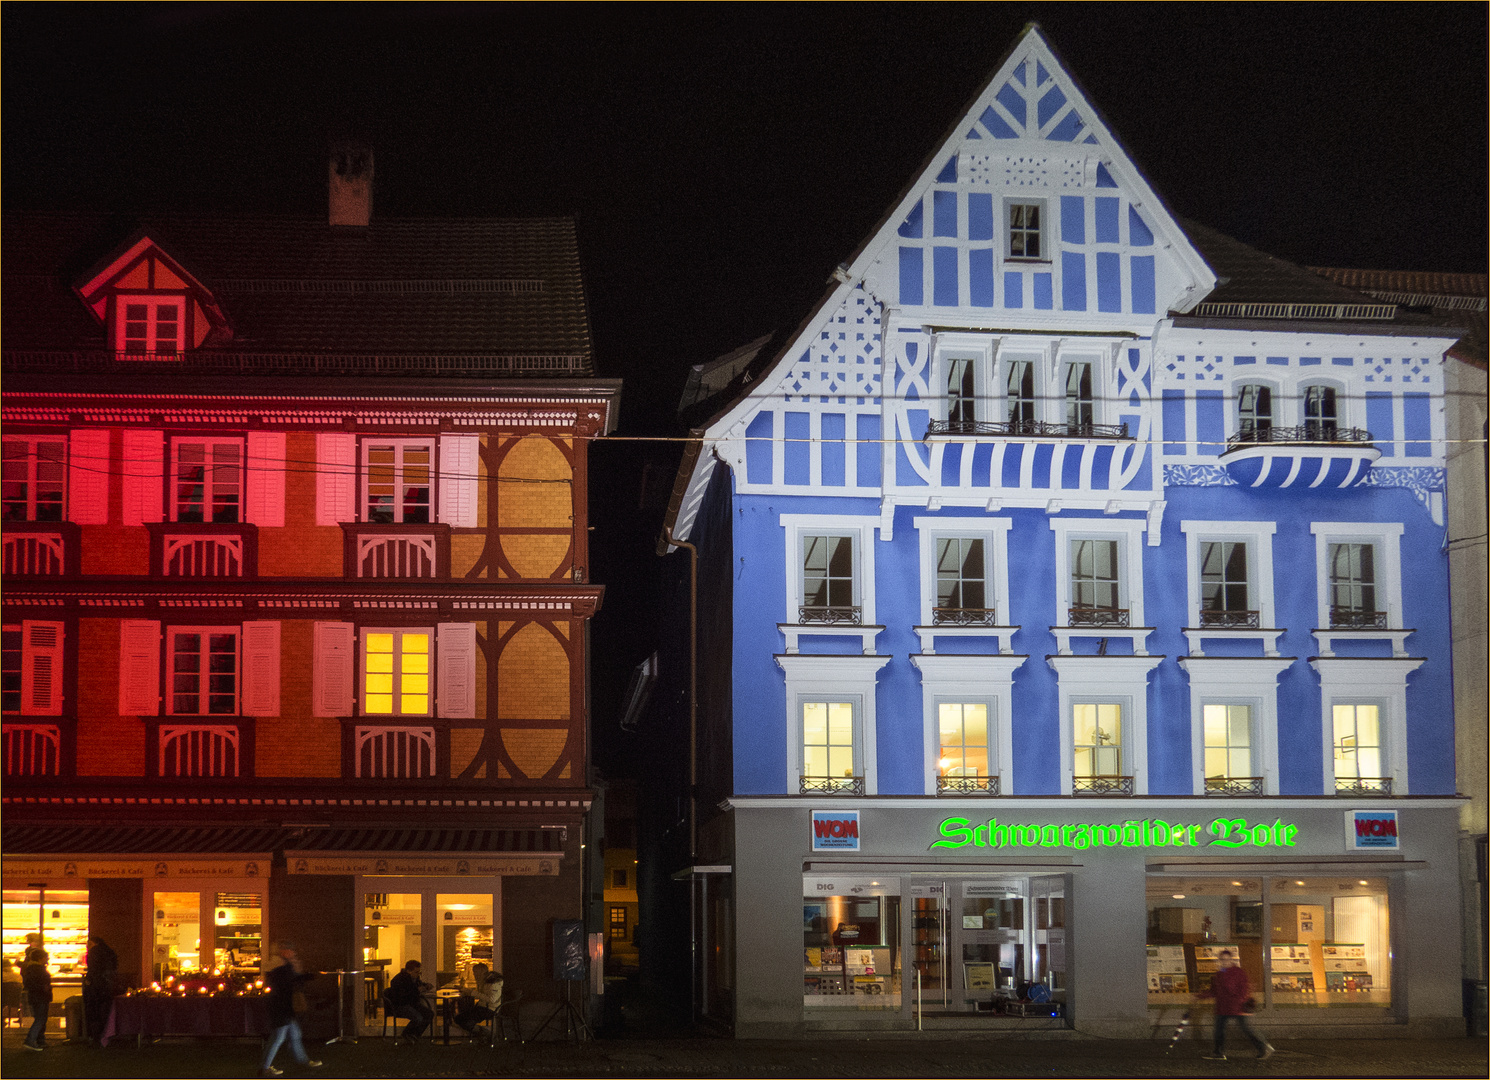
[75,618,145,775]
[257,433,342,576]
[253,619,341,776]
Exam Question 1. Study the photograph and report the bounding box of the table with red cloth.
[100,993,271,1046]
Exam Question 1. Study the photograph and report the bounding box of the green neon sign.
[930,816,1299,851]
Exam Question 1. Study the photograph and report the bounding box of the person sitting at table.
[385,959,434,1044]
[454,966,502,1037]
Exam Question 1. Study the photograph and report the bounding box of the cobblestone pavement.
[2,1030,1486,1078]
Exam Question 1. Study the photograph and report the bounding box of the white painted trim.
[780,513,879,626]
[1310,657,1422,796]
[1177,656,1292,795]
[1308,521,1406,647]
[1178,519,1279,650]
[912,515,1012,626]
[1048,516,1149,651]
[1046,653,1161,795]
[776,653,892,795]
[911,653,1026,795]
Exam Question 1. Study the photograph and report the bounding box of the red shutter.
[119,619,161,715]
[436,622,477,718]
[240,621,281,716]
[21,621,65,716]
[438,435,480,528]
[244,432,286,527]
[312,621,355,716]
[67,429,111,524]
[121,429,165,525]
[316,434,357,525]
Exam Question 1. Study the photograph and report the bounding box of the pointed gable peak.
[72,228,233,353]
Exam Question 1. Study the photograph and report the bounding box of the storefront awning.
[2,824,287,855]
[285,828,563,853]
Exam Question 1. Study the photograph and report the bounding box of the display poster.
[1346,809,1399,850]
[811,810,861,851]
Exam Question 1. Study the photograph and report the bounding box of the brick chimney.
[328,142,373,227]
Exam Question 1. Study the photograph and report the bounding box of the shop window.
[213,893,262,974]
[153,891,201,979]
[1,439,66,522]
[362,629,431,716]
[1203,704,1255,790]
[1072,702,1122,778]
[609,906,628,941]
[803,881,901,1009]
[936,702,992,793]
[958,882,1026,1003]
[171,440,243,523]
[363,893,422,988]
[1146,878,1262,1007]
[363,440,433,524]
[801,700,859,794]
[3,888,89,988]
[438,893,493,988]
[168,629,239,716]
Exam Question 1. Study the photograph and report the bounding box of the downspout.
[663,524,699,1019]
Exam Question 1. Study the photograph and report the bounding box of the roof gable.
[73,231,232,347]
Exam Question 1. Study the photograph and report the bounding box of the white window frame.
[361,437,436,525]
[780,515,879,654]
[1200,700,1258,782]
[1047,654,1160,795]
[777,654,888,794]
[799,696,862,786]
[1058,350,1106,430]
[166,626,241,717]
[359,626,435,718]
[912,516,1016,654]
[114,295,186,356]
[1002,348,1044,427]
[1004,198,1048,262]
[1298,379,1346,433]
[1070,697,1127,778]
[932,334,996,427]
[2,437,68,522]
[1309,657,1421,795]
[1179,520,1280,656]
[1177,656,1291,795]
[169,437,245,524]
[1049,517,1149,654]
[1309,522,1408,656]
[1233,380,1279,440]
[911,653,1021,795]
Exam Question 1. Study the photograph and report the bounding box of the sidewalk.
[2,1029,1485,1078]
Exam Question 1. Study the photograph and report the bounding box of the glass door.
[435,893,493,989]
[955,881,1026,1010]
[907,881,947,1011]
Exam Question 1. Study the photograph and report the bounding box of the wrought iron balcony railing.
[1226,424,1374,449]
[800,775,866,796]
[1205,776,1264,796]
[1334,777,1393,797]
[1072,774,1134,796]
[1197,609,1261,629]
[1329,608,1388,629]
[1068,605,1130,628]
[937,775,1001,795]
[932,607,999,626]
[799,605,863,626]
[926,419,1129,440]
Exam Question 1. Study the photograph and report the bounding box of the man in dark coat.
[258,942,321,1078]
[1200,949,1274,1061]
[21,948,52,1051]
[83,937,118,1043]
[385,959,434,1043]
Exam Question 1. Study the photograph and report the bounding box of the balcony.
[798,605,862,626]
[1330,607,1388,629]
[937,775,1001,795]
[800,775,865,796]
[1205,776,1264,796]
[355,726,437,779]
[148,523,257,577]
[1068,605,1130,628]
[1072,774,1134,796]
[2,723,62,777]
[925,419,1129,440]
[1220,425,1379,490]
[932,607,999,626]
[1,523,78,576]
[1198,609,1260,630]
[342,523,450,579]
[1335,777,1393,797]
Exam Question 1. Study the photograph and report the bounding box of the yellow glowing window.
[938,702,989,777]
[803,701,855,779]
[363,630,431,715]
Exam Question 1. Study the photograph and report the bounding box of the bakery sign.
[285,853,559,876]
[2,858,269,879]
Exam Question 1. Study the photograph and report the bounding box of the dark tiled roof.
[1309,267,1488,298]
[2,212,596,374]
[1180,220,1379,307]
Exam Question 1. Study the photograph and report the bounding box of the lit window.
[937,703,989,778]
[364,441,433,524]
[802,700,856,780]
[115,297,184,356]
[1200,542,1250,616]
[1237,384,1272,440]
[935,538,987,617]
[169,629,239,716]
[1006,361,1037,425]
[1007,202,1043,259]
[172,440,242,523]
[802,536,855,618]
[1333,704,1382,781]
[363,629,431,716]
[1072,702,1122,777]
[1064,362,1094,430]
[608,906,628,941]
[1,439,66,522]
[1203,704,1253,780]
[1303,385,1338,440]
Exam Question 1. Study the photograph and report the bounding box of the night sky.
[5,4,1486,767]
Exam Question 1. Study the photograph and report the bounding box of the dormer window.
[117,296,185,357]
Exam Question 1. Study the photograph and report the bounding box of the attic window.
[116,296,185,357]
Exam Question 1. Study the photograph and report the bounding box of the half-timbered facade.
[1,156,619,1031]
[662,28,1464,1037]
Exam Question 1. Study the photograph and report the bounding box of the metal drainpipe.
[664,525,699,1017]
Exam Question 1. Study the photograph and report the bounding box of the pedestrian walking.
[21,947,52,1051]
[258,942,321,1077]
[83,936,119,1043]
[1199,949,1274,1061]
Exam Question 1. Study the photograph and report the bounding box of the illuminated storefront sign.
[930,816,1299,851]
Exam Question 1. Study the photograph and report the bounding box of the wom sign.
[812,810,861,851]
[1347,809,1399,850]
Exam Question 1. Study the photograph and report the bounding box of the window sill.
[1049,625,1155,656]
[1182,626,1284,657]
[1312,627,1414,658]
[779,623,884,655]
[912,624,1020,655]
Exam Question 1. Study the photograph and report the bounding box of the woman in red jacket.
[1200,950,1274,1061]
